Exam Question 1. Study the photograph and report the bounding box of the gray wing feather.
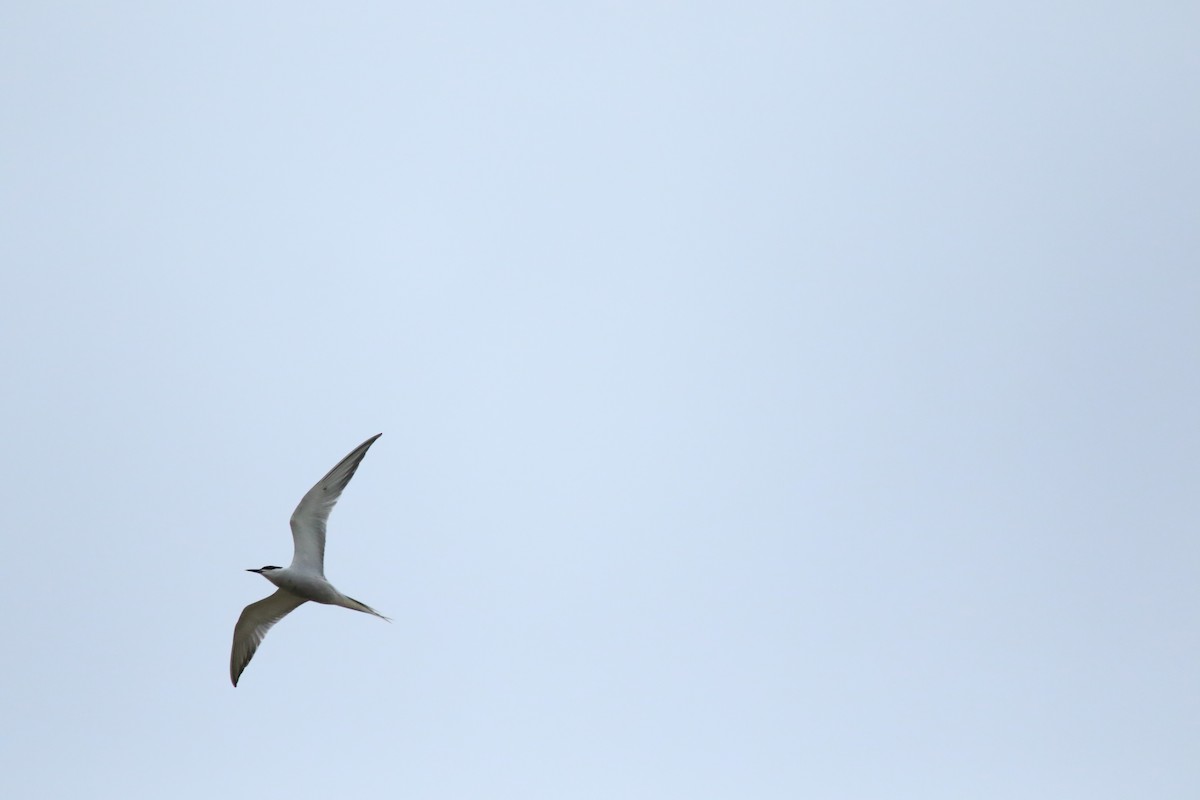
[230,589,307,686]
[288,433,382,575]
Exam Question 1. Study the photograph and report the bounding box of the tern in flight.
[230,433,388,686]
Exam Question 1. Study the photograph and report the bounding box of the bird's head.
[247,565,283,575]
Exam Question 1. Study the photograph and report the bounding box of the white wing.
[230,589,307,686]
[288,433,382,575]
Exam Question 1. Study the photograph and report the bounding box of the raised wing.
[288,433,382,575]
[230,589,308,686]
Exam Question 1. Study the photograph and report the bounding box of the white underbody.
[260,568,352,606]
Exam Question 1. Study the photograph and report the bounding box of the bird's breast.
[262,569,341,604]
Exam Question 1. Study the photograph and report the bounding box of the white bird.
[230,433,388,686]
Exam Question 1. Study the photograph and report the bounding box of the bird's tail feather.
[344,595,391,622]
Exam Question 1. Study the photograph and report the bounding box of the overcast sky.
[2,2,1198,798]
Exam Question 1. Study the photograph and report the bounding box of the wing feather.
[288,433,382,574]
[230,589,307,686]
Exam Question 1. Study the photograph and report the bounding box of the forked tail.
[344,595,391,622]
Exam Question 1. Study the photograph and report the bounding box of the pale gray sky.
[2,2,1198,798]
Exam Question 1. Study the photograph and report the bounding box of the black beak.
[246,568,261,574]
